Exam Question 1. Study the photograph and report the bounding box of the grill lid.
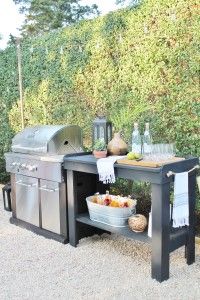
[11,125,82,155]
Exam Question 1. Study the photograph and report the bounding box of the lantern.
[92,116,112,145]
[2,183,12,212]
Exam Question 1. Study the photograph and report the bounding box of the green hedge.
[0,0,199,183]
[0,46,18,181]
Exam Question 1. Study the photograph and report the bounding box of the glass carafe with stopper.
[131,122,141,154]
[143,122,152,159]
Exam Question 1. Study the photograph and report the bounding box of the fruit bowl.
[86,194,137,227]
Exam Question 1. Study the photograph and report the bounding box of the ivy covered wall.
[0,0,199,182]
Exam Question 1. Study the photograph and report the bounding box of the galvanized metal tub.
[86,195,136,227]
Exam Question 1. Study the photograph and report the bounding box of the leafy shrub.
[0,0,199,190]
[111,179,151,217]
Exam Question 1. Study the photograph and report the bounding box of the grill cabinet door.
[15,175,39,226]
[40,180,60,234]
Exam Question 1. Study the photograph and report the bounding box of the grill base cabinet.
[10,174,67,242]
[15,176,67,235]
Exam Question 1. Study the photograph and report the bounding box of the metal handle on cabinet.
[39,186,59,192]
[16,181,37,187]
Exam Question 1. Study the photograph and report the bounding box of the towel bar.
[166,165,200,178]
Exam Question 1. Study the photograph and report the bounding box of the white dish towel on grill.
[172,171,189,228]
[96,156,125,184]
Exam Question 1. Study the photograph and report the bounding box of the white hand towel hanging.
[96,156,125,184]
[172,172,189,228]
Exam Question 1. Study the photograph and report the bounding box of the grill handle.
[16,181,37,187]
[39,186,59,193]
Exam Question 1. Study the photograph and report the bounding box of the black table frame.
[64,155,198,282]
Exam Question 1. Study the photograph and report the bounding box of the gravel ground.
[0,185,200,300]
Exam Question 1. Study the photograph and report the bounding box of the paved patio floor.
[0,185,200,300]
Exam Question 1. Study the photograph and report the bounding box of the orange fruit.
[110,200,119,207]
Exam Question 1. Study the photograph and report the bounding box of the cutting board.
[116,157,185,168]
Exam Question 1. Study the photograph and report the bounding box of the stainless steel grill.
[11,125,82,155]
[5,125,83,241]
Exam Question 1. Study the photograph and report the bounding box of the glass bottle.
[105,190,110,198]
[92,192,99,203]
[131,122,141,154]
[143,122,152,156]
[104,190,111,206]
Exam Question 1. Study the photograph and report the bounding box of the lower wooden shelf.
[76,213,150,243]
[76,213,188,252]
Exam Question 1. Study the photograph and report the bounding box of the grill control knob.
[27,165,37,172]
[20,163,27,170]
[11,162,19,166]
[11,162,20,168]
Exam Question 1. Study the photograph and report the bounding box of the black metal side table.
[64,155,199,282]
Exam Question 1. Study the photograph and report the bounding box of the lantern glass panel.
[94,127,98,141]
[99,126,105,141]
[107,124,112,142]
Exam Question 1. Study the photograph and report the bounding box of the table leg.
[186,174,196,265]
[151,182,170,282]
[67,170,78,247]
